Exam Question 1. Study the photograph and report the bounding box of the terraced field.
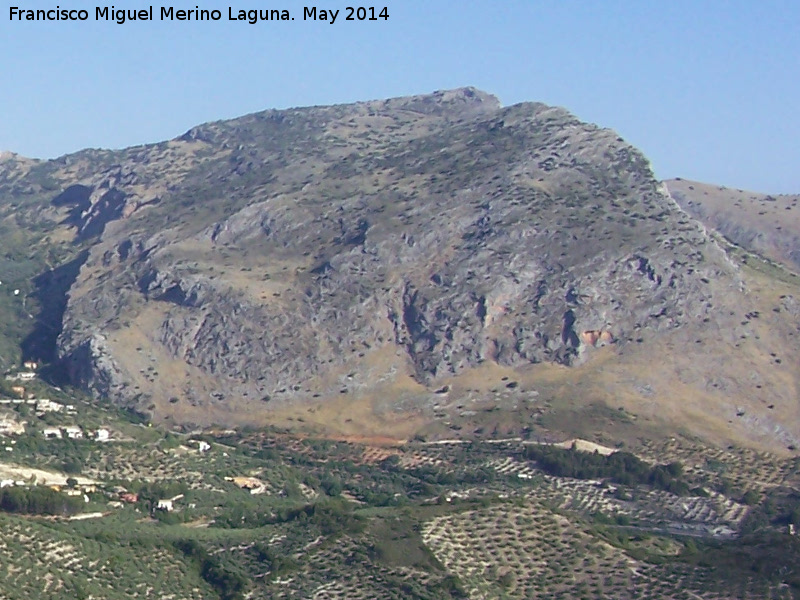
[1,422,799,599]
[0,514,213,599]
[232,535,449,600]
[422,501,793,600]
[639,439,798,492]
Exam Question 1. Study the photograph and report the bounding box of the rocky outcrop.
[580,330,613,348]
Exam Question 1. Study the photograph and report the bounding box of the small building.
[94,428,110,442]
[36,399,64,414]
[43,427,62,439]
[156,493,184,512]
[22,361,38,371]
[64,426,83,439]
[120,492,139,503]
[191,440,211,453]
[10,386,25,398]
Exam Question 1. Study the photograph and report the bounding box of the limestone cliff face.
[25,89,736,418]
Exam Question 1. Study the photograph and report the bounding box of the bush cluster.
[523,445,689,495]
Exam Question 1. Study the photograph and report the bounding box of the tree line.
[0,485,84,516]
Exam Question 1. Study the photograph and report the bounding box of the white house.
[156,493,184,512]
[43,427,62,439]
[35,399,64,414]
[64,426,83,439]
[94,428,110,442]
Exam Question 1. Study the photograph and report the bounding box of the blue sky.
[1,0,798,192]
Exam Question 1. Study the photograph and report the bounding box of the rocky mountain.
[1,89,799,452]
